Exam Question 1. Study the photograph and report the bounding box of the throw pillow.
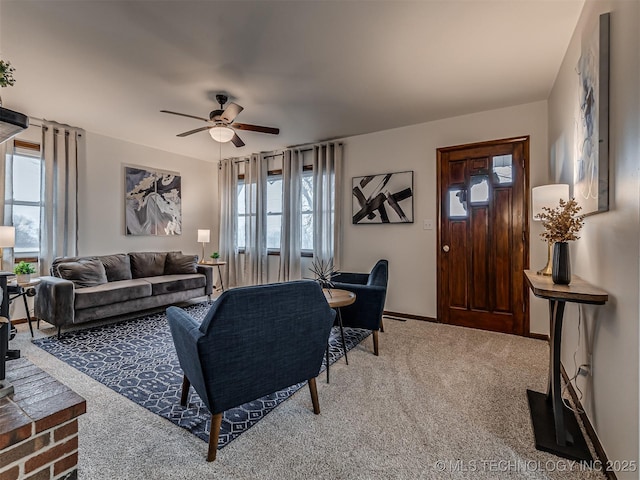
[56,259,108,288]
[129,252,169,278]
[98,254,132,282]
[165,252,198,275]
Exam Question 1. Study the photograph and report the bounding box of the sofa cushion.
[74,278,153,310]
[98,254,132,282]
[51,256,97,277]
[145,274,205,296]
[165,252,198,275]
[56,259,108,288]
[129,252,168,278]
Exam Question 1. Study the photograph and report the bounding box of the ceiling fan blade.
[220,102,244,123]
[177,126,213,137]
[231,133,245,147]
[161,110,209,122]
[232,123,280,135]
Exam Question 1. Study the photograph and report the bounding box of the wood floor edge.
[383,311,437,322]
[560,364,616,480]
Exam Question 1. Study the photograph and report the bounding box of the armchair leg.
[180,375,191,406]
[380,318,385,333]
[373,330,379,356]
[308,377,320,414]
[207,413,223,462]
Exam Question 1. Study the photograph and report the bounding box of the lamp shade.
[209,126,235,143]
[0,226,15,248]
[532,184,569,219]
[197,229,210,243]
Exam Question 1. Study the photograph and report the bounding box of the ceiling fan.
[161,94,279,147]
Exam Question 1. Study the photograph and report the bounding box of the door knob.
[443,245,450,252]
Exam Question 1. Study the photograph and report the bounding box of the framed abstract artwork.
[574,12,610,215]
[124,165,182,235]
[352,171,414,224]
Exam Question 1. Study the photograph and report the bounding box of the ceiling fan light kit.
[162,94,279,148]
[209,125,235,143]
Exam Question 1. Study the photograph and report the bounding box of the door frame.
[436,135,530,336]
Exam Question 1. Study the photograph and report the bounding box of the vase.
[552,242,571,285]
[16,273,30,284]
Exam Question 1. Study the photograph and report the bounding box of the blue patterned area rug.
[32,302,371,450]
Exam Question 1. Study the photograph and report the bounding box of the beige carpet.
[13,312,605,480]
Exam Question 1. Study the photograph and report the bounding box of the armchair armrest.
[34,276,75,327]
[196,265,214,295]
[166,306,209,406]
[332,272,369,285]
[330,282,387,331]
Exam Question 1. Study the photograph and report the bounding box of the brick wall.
[0,418,79,480]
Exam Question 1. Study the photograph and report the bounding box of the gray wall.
[547,0,639,474]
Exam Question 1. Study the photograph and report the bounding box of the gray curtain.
[312,142,343,269]
[0,139,14,270]
[243,153,268,285]
[39,121,82,276]
[217,158,240,289]
[278,149,303,281]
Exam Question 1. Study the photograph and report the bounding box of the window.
[236,168,314,254]
[6,144,43,260]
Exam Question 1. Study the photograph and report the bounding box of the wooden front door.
[437,137,529,335]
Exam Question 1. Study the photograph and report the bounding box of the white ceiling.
[0,0,583,162]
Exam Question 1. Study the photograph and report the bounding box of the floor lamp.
[197,229,210,264]
[532,184,569,275]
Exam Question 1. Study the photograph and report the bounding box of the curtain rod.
[223,142,342,164]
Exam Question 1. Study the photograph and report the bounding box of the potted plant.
[14,261,36,284]
[537,198,584,284]
[210,252,220,261]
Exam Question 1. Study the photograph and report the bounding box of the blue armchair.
[331,259,388,356]
[167,280,336,461]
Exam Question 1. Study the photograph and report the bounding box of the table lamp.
[532,184,569,275]
[197,229,210,264]
[0,226,15,273]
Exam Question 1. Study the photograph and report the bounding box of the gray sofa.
[35,252,214,336]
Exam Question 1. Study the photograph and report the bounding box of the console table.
[524,270,608,461]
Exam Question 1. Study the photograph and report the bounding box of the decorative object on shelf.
[210,251,220,260]
[531,184,569,275]
[308,259,339,291]
[0,226,15,272]
[14,261,36,283]
[124,165,181,236]
[0,58,29,144]
[537,198,584,285]
[352,171,414,224]
[575,12,610,216]
[0,60,16,88]
[197,229,210,263]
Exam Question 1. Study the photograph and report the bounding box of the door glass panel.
[470,175,489,203]
[492,154,513,184]
[448,189,467,218]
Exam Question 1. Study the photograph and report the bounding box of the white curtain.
[278,149,303,281]
[217,158,240,289]
[40,121,82,276]
[312,142,343,268]
[0,139,14,270]
[243,153,268,285]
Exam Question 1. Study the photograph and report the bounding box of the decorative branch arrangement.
[0,60,16,88]
[537,198,584,243]
[308,259,339,290]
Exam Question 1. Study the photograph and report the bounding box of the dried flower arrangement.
[308,259,339,290]
[537,198,584,243]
